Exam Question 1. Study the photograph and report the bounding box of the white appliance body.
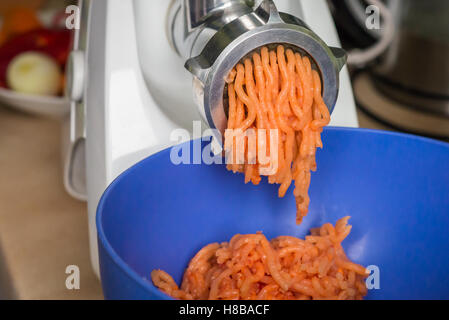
[82,0,358,277]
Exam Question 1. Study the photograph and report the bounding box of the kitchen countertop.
[0,101,389,300]
[0,105,102,299]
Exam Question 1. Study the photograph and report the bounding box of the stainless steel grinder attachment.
[167,0,347,135]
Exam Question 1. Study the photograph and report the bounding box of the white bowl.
[0,87,69,118]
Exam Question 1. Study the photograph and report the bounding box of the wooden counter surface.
[0,105,102,299]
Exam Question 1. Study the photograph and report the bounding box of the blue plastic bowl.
[97,128,449,300]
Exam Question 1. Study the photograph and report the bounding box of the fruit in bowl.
[0,6,72,116]
[0,28,71,94]
[7,51,62,95]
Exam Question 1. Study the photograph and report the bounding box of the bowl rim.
[95,126,449,299]
[0,86,67,103]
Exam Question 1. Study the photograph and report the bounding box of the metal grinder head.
[175,0,347,135]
